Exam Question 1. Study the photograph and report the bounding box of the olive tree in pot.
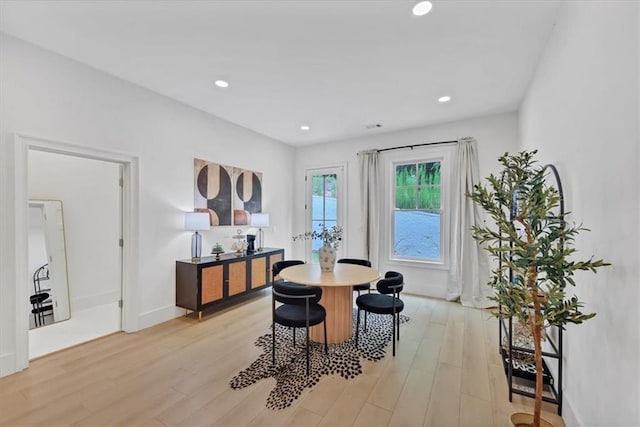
[468,150,609,427]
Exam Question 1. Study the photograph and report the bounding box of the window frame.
[384,147,453,269]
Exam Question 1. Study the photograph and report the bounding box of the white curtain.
[358,150,380,267]
[446,138,494,308]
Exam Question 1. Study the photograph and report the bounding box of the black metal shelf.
[496,163,565,416]
[499,315,563,415]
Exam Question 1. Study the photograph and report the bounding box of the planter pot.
[510,413,554,427]
[318,245,337,271]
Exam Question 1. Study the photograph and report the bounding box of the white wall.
[0,33,296,377]
[519,2,639,425]
[294,112,518,298]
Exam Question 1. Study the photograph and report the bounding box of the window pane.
[310,172,338,263]
[395,187,416,209]
[394,211,440,259]
[311,174,338,222]
[393,159,442,262]
[417,187,441,210]
[418,162,440,185]
[395,164,416,186]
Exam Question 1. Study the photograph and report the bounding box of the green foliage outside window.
[395,161,441,211]
[312,174,337,197]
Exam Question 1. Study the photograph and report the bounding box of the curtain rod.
[357,139,458,155]
[377,139,458,153]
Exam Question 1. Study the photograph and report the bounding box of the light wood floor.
[0,293,565,426]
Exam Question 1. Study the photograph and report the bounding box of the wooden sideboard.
[176,247,284,319]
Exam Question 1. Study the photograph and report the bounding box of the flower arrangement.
[292,224,343,249]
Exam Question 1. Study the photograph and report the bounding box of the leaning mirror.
[28,200,71,328]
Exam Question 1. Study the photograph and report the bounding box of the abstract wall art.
[194,159,262,226]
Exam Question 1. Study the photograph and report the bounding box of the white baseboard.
[561,394,581,427]
[71,290,120,312]
[137,304,184,330]
[0,352,17,378]
[404,283,447,299]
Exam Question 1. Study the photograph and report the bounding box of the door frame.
[12,133,139,371]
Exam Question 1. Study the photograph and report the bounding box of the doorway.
[27,150,123,358]
[13,133,140,369]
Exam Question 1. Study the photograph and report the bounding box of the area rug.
[229,310,410,409]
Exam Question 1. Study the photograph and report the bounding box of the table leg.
[310,286,353,344]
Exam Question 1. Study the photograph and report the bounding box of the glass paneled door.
[306,166,344,263]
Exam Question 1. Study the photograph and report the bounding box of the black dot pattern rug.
[229,310,410,410]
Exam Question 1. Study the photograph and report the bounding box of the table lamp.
[184,212,210,262]
[250,213,270,251]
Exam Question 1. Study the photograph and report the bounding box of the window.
[306,166,344,263]
[393,159,442,262]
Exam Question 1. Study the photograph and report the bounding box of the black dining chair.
[30,264,53,327]
[271,260,307,348]
[337,258,372,295]
[272,281,328,376]
[337,257,373,329]
[271,260,306,347]
[29,293,52,327]
[355,271,404,356]
[271,259,305,286]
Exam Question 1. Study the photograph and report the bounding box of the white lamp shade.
[250,213,270,227]
[184,212,210,231]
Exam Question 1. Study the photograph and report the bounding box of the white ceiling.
[0,0,560,147]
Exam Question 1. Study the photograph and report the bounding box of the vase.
[318,245,337,272]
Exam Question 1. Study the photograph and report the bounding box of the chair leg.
[324,321,328,355]
[305,325,310,377]
[364,311,368,332]
[392,314,396,357]
[272,321,276,365]
[355,309,361,349]
[365,288,371,331]
[397,312,400,341]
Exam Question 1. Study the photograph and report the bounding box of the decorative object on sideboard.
[250,212,270,251]
[184,212,211,262]
[292,224,342,272]
[246,228,258,255]
[231,229,246,256]
[210,242,224,260]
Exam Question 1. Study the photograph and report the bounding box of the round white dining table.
[278,263,380,344]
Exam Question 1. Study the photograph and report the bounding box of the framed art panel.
[233,168,262,225]
[194,159,263,226]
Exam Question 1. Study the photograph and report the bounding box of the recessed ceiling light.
[300,125,310,131]
[412,1,433,16]
[438,95,451,103]
[215,80,229,88]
